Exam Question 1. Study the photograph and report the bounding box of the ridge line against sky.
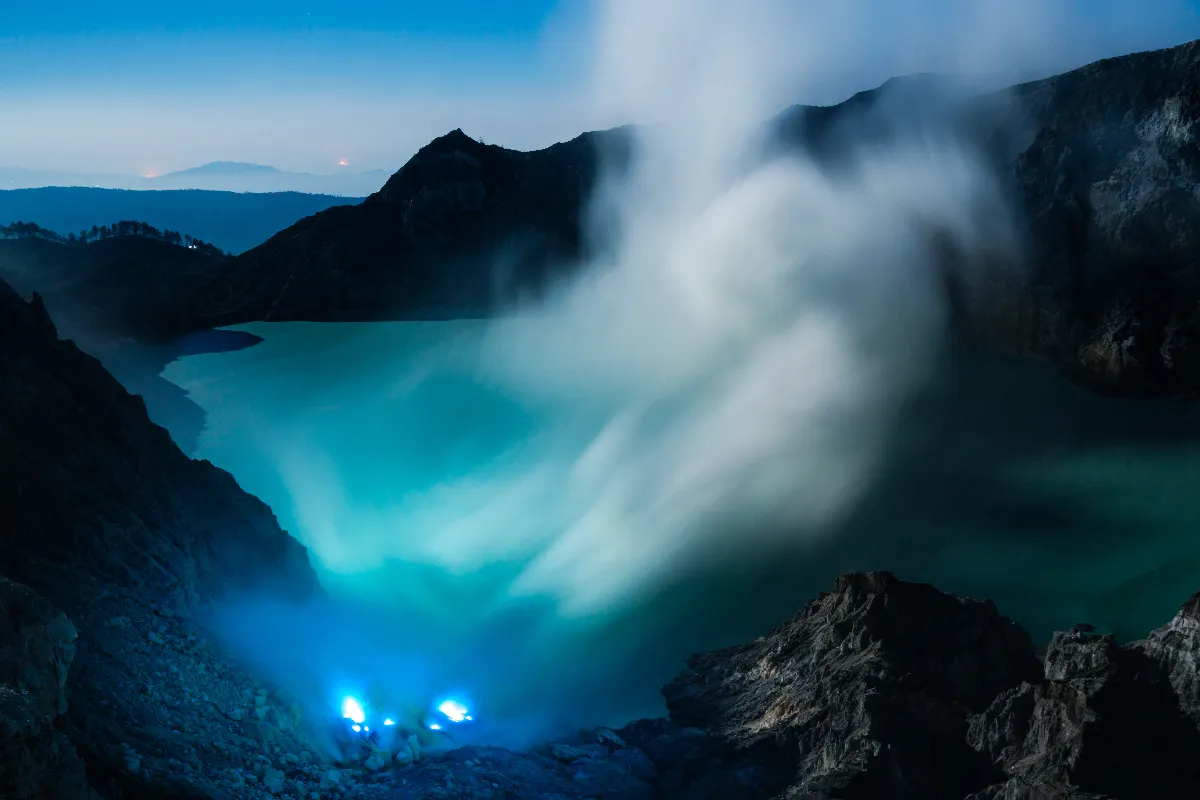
[3,0,1200,177]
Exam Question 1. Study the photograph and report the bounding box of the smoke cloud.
[473,0,1017,612]
[182,0,1070,749]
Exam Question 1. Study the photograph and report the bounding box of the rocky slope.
[0,280,322,798]
[180,39,1200,398]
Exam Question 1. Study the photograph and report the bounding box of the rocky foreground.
[2,279,1200,799]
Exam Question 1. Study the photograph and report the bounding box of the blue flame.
[437,699,469,723]
[341,696,366,724]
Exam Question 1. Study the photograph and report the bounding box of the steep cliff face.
[961,39,1200,396]
[0,280,323,797]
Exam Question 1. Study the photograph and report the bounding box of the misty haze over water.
[161,321,1200,741]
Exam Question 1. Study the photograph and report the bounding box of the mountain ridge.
[161,161,284,176]
[182,37,1200,398]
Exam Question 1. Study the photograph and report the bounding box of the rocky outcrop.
[659,571,1040,799]
[1135,589,1200,725]
[968,625,1200,798]
[643,573,1200,800]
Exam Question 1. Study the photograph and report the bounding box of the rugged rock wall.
[964,39,1200,397]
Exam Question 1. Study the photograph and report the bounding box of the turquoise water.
[162,321,1200,740]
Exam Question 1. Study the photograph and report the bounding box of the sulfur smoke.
[469,0,1016,612]
[190,0,1063,747]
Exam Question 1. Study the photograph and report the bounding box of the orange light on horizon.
[338,159,349,167]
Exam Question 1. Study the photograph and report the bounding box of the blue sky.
[3,1,1200,174]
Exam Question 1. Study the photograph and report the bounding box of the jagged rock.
[969,623,1200,798]
[0,578,89,800]
[1135,589,1200,726]
[662,571,1041,799]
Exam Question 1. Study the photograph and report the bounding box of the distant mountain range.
[0,187,361,254]
[164,161,284,176]
[0,161,390,197]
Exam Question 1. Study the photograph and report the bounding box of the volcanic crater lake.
[160,320,1200,736]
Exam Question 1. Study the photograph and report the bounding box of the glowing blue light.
[383,718,395,726]
[438,699,469,723]
[429,723,442,731]
[341,696,366,724]
[351,724,362,733]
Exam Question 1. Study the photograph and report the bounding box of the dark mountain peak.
[433,127,478,148]
[368,128,496,205]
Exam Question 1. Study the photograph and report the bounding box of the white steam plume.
[180,0,1072,742]
[466,0,1017,612]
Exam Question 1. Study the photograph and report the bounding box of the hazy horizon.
[4,0,1200,186]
